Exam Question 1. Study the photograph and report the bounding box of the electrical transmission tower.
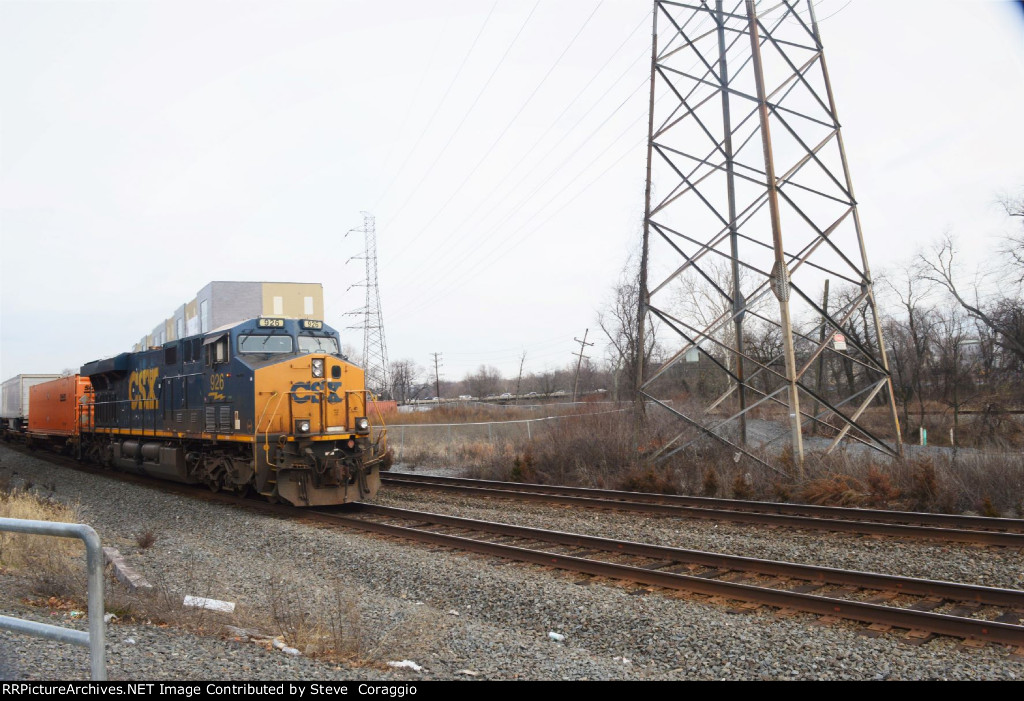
[637,0,902,473]
[346,212,391,399]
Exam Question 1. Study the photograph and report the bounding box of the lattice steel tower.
[637,0,902,473]
[348,212,391,399]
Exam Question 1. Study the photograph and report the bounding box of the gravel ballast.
[0,445,1022,681]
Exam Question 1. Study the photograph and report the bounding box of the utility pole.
[431,352,443,399]
[515,351,527,402]
[572,329,593,403]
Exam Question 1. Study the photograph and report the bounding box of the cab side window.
[206,337,229,366]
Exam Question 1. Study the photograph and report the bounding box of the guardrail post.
[0,518,106,680]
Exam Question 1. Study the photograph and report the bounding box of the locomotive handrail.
[256,391,287,460]
[254,391,279,437]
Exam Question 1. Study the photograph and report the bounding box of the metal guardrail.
[0,518,106,680]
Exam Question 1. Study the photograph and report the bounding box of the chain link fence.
[379,405,629,465]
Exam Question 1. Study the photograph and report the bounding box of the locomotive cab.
[240,318,381,505]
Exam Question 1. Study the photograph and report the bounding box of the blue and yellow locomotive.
[80,317,385,505]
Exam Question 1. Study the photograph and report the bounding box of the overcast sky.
[2,0,1023,383]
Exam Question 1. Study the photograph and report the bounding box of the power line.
[387,106,650,323]
[385,10,728,321]
[390,20,653,276]
[387,1,608,265]
[372,15,453,197]
[380,1,543,238]
[372,1,500,211]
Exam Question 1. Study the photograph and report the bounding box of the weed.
[979,496,1001,518]
[0,488,84,598]
[908,459,939,510]
[799,475,864,507]
[267,575,364,660]
[508,450,537,483]
[701,469,720,497]
[616,467,679,495]
[771,480,792,502]
[731,473,754,500]
[864,466,898,507]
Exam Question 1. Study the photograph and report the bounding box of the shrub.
[701,469,720,497]
[616,467,679,495]
[731,473,754,500]
[799,475,864,507]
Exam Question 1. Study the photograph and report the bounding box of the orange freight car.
[28,375,93,437]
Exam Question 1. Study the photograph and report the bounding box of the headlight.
[295,419,311,434]
[355,417,369,433]
[312,359,324,378]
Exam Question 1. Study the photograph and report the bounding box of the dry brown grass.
[396,404,1023,517]
[799,475,865,506]
[616,466,679,494]
[0,485,85,598]
[113,562,394,666]
[379,402,564,427]
[266,577,365,659]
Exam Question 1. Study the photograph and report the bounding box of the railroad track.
[8,445,1024,649]
[312,502,1024,649]
[382,472,1024,547]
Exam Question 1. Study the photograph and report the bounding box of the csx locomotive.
[15,317,386,506]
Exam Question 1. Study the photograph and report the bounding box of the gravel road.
[0,445,1021,681]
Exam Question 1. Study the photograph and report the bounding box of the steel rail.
[351,503,1024,608]
[320,504,1024,647]
[382,473,1024,545]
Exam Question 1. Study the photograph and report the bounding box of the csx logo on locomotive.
[129,367,160,410]
[290,381,343,404]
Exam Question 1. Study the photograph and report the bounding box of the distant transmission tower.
[637,1,902,474]
[346,212,391,399]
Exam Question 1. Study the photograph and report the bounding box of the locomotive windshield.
[238,333,294,354]
[298,334,340,355]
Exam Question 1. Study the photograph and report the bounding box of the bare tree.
[883,270,936,428]
[931,306,981,450]
[998,192,1024,283]
[598,261,658,401]
[919,233,1024,364]
[465,365,502,399]
[388,359,420,404]
[743,318,784,396]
